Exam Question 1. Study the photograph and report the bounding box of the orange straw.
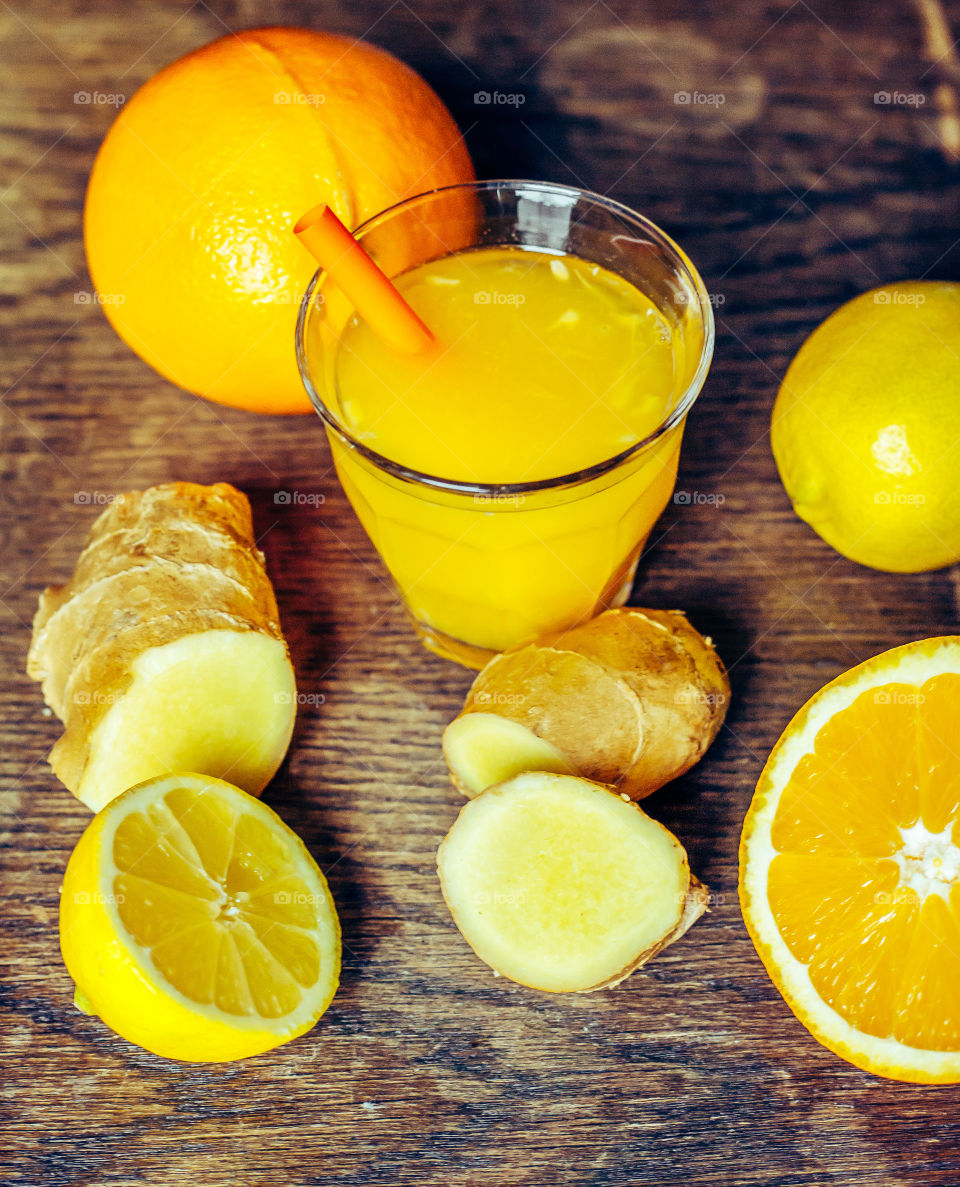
[294,204,434,355]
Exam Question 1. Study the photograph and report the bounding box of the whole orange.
[84,26,474,414]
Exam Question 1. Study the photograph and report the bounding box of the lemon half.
[60,772,341,1062]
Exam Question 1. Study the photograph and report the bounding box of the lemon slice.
[59,772,340,1062]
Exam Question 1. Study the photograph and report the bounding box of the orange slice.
[740,637,960,1083]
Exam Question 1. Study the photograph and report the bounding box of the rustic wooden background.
[4,0,960,1183]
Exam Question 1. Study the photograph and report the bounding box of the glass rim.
[295,179,716,498]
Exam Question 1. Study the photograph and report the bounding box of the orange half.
[740,637,960,1083]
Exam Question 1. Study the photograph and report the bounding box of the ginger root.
[27,482,296,811]
[443,607,729,800]
[437,771,709,992]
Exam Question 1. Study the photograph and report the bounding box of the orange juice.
[336,249,677,482]
[319,244,698,664]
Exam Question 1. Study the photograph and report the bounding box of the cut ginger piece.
[75,628,296,812]
[27,482,296,811]
[444,607,729,800]
[437,771,709,992]
[442,713,575,794]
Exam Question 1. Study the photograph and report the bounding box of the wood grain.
[3,1,960,1183]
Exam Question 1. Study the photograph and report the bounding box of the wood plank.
[3,1,960,1183]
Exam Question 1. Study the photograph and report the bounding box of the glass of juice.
[296,181,714,669]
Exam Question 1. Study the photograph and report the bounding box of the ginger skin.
[443,607,730,800]
[27,482,296,811]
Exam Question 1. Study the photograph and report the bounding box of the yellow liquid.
[337,249,676,483]
[324,246,692,665]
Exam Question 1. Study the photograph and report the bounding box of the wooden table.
[4,1,960,1183]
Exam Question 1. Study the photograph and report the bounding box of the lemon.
[771,281,960,572]
[59,773,341,1062]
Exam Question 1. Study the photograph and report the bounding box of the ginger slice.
[83,482,256,550]
[443,607,729,800]
[55,520,272,611]
[442,712,575,796]
[29,562,279,714]
[30,482,263,632]
[450,646,645,794]
[437,771,708,992]
[27,482,296,811]
[545,607,730,796]
[65,628,296,812]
